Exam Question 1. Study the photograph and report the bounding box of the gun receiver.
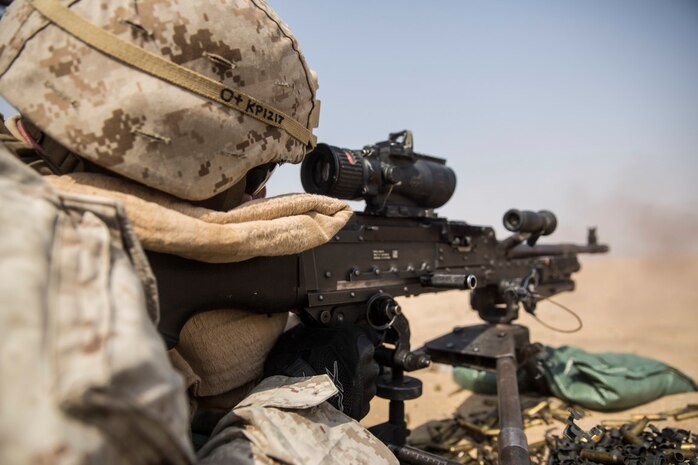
[151,211,607,348]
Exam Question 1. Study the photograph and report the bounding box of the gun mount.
[150,131,609,465]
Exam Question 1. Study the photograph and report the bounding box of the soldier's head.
[0,0,319,206]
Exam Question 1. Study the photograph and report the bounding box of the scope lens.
[301,144,337,195]
[316,157,331,184]
[503,211,522,230]
[301,144,365,199]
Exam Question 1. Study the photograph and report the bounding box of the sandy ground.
[362,255,698,442]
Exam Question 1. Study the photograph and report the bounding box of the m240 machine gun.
[150,131,608,465]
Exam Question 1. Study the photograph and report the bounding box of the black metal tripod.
[366,291,536,465]
[370,323,534,465]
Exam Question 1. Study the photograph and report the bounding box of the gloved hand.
[264,323,380,420]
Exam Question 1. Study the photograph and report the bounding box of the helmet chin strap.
[11,115,135,181]
[15,118,86,175]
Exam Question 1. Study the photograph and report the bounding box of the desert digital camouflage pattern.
[199,375,399,465]
[0,0,319,200]
[0,143,194,465]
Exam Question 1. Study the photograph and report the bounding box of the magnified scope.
[301,130,456,217]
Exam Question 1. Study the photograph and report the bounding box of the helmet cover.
[0,0,320,200]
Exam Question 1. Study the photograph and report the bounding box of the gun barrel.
[507,243,609,259]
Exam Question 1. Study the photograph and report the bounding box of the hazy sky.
[265,0,698,256]
[1,1,696,255]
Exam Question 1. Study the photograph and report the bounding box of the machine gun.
[149,130,608,465]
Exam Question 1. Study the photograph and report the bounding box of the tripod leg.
[496,355,531,465]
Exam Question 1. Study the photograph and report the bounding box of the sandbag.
[453,345,697,411]
[46,172,353,263]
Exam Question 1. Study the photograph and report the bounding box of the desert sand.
[362,255,698,442]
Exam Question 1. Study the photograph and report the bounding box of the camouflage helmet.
[0,0,320,200]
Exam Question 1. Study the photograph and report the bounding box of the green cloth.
[452,345,697,411]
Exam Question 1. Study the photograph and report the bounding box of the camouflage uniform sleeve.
[0,145,195,465]
[198,375,398,465]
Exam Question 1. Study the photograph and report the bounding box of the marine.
[0,0,395,463]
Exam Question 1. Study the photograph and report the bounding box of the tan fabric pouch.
[46,172,353,263]
[169,310,289,417]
